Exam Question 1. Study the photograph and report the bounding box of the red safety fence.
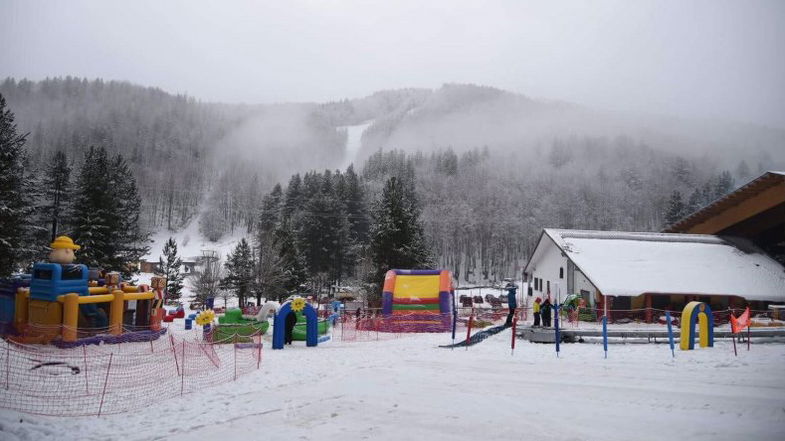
[0,331,262,416]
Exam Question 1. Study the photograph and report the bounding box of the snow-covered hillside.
[145,214,252,263]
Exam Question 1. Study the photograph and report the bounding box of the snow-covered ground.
[2,329,784,441]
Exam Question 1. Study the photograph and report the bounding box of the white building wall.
[528,235,569,302]
[574,269,598,307]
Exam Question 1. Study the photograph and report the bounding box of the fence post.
[465,314,473,350]
[233,334,237,381]
[170,334,180,376]
[511,317,517,356]
[5,340,9,390]
[83,345,89,394]
[665,311,675,358]
[98,353,113,417]
[257,337,262,370]
[180,341,185,396]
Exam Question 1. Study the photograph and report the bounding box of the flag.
[730,307,750,334]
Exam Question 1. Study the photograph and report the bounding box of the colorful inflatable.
[381,269,453,332]
[680,301,714,350]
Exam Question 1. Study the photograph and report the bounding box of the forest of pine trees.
[2,78,778,305]
[0,94,149,277]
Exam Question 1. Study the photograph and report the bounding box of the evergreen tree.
[221,238,255,307]
[685,188,703,216]
[343,165,369,245]
[110,153,150,273]
[282,174,303,225]
[72,146,114,268]
[43,150,72,241]
[365,176,433,304]
[0,95,31,275]
[72,146,149,276]
[664,190,685,226]
[157,237,184,303]
[274,225,307,299]
[714,170,735,199]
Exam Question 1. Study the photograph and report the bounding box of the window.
[62,265,84,280]
[33,268,53,280]
[559,267,564,279]
[547,280,550,293]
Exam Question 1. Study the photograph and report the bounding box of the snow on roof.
[542,229,785,301]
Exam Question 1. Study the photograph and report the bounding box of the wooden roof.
[665,171,785,233]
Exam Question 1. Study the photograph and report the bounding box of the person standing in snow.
[504,284,518,327]
[541,298,553,327]
[533,297,542,327]
[285,310,297,345]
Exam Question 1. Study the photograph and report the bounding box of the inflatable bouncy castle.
[380,269,453,332]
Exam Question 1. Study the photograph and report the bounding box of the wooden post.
[83,345,89,393]
[170,334,180,376]
[465,314,474,350]
[180,340,186,395]
[5,340,10,390]
[98,353,113,417]
[257,337,262,370]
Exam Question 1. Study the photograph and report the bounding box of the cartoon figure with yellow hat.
[49,236,80,264]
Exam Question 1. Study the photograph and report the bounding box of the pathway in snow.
[2,332,784,441]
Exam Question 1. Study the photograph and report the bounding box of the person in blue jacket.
[504,284,518,327]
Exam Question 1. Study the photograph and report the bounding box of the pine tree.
[110,153,150,274]
[343,165,369,245]
[0,94,32,276]
[714,170,735,199]
[664,190,685,227]
[685,188,703,216]
[157,237,184,303]
[366,176,433,304]
[43,150,72,241]
[72,146,114,268]
[72,146,149,276]
[282,174,303,225]
[274,225,307,299]
[221,238,255,307]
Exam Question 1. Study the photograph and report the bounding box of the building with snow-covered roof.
[665,171,784,265]
[523,229,785,320]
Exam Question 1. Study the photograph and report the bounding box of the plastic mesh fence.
[0,332,262,416]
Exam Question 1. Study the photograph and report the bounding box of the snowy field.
[2,329,784,441]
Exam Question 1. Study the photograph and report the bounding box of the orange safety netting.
[0,332,262,416]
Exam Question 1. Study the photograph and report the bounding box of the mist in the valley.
[1,0,784,281]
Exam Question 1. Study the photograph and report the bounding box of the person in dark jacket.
[285,310,297,345]
[504,284,518,327]
[541,298,553,328]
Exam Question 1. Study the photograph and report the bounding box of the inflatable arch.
[680,301,714,350]
[272,299,318,349]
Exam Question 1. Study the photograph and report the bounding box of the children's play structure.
[680,301,714,350]
[272,297,331,349]
[2,236,166,346]
[213,307,271,342]
[380,269,453,332]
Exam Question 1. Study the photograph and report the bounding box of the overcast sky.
[2,0,784,128]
